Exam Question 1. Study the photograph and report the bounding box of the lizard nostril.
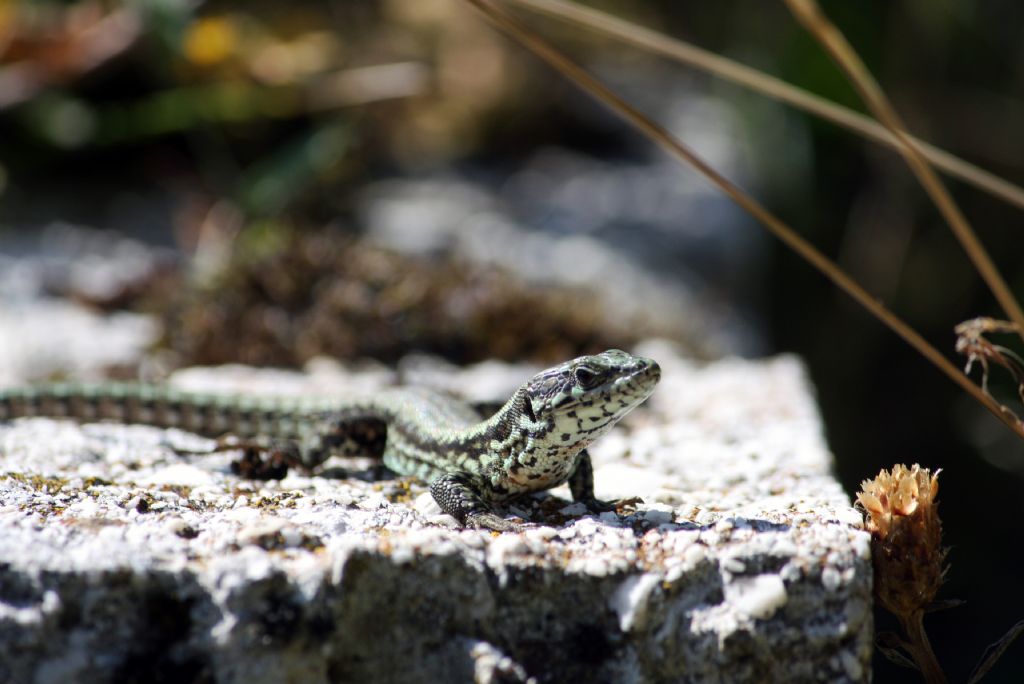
[648,361,662,382]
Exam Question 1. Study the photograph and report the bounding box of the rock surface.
[0,341,871,683]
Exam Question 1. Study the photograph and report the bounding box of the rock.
[0,344,871,683]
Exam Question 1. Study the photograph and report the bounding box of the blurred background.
[1,0,1023,680]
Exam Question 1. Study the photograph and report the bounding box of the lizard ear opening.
[522,395,537,423]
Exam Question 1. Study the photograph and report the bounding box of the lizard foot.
[171,436,301,480]
[229,442,302,480]
[465,512,524,533]
[579,497,618,514]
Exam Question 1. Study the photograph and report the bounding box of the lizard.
[0,349,660,531]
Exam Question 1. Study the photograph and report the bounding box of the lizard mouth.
[606,357,661,401]
[618,357,661,387]
[622,364,661,411]
[534,353,661,416]
[552,357,661,412]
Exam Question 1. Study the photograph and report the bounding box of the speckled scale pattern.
[0,350,661,531]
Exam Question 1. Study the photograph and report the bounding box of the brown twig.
[783,0,1024,346]
[504,0,1024,214]
[460,0,1024,441]
[901,612,948,684]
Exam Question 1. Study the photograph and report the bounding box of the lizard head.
[521,349,660,447]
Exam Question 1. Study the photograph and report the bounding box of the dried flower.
[857,464,945,618]
[857,464,948,683]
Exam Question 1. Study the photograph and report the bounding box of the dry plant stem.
[462,0,1024,441]
[504,0,1024,213]
[901,611,948,684]
[783,0,1024,345]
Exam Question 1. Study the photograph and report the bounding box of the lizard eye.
[573,366,601,389]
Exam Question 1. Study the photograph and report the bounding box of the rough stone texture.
[0,341,871,684]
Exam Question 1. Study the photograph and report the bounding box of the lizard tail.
[0,383,329,440]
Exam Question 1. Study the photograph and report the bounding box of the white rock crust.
[0,344,871,683]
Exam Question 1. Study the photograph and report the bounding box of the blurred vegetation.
[3,1,1024,681]
[159,223,644,367]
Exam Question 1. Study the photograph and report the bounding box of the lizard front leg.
[169,414,387,481]
[568,449,617,513]
[430,472,521,532]
[172,436,301,480]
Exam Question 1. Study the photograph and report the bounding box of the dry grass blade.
[504,0,1024,213]
[967,619,1024,684]
[461,0,1024,441]
[783,0,1024,345]
[876,632,919,671]
[925,599,966,614]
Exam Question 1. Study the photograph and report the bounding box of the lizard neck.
[473,386,544,446]
[467,386,585,497]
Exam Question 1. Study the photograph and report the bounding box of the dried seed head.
[856,464,946,620]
